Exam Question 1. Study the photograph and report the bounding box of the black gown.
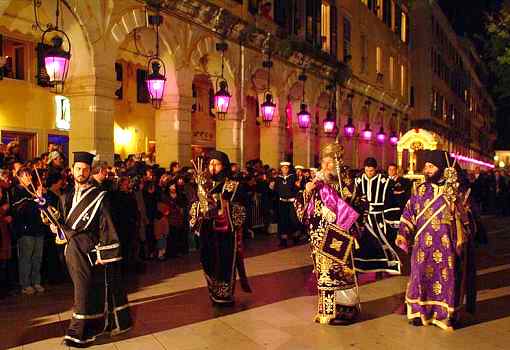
[59,186,132,345]
[190,177,251,304]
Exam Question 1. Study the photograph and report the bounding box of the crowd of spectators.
[0,140,506,298]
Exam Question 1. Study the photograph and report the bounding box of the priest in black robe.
[51,152,131,347]
[190,150,251,305]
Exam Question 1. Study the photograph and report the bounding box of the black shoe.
[410,318,423,327]
[64,339,90,348]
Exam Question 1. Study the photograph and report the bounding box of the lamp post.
[323,82,337,135]
[35,0,71,93]
[361,100,372,140]
[297,71,311,129]
[145,12,166,109]
[375,105,386,143]
[214,40,231,119]
[260,50,276,125]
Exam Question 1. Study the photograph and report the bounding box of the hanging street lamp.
[376,105,386,143]
[389,131,399,145]
[344,117,356,137]
[389,112,399,145]
[260,49,276,125]
[342,93,355,137]
[145,12,166,109]
[361,100,372,140]
[323,82,337,135]
[35,0,71,93]
[297,71,311,129]
[214,40,231,120]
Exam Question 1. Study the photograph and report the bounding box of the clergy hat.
[295,165,304,170]
[310,167,318,172]
[421,150,452,173]
[206,150,231,176]
[363,157,378,168]
[279,161,291,167]
[73,152,95,166]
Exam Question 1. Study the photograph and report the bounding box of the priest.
[396,150,473,330]
[51,152,131,347]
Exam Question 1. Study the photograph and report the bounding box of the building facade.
[408,0,496,171]
[0,0,411,169]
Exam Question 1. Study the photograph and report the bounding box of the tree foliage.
[484,8,510,100]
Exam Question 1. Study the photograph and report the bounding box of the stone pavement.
[2,217,510,350]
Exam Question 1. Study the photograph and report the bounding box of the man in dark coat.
[50,152,131,347]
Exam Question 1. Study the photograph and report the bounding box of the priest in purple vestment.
[396,150,473,331]
[295,142,360,325]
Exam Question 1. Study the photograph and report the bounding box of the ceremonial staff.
[332,135,362,312]
[16,168,68,244]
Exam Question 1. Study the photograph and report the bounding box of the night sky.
[437,0,509,149]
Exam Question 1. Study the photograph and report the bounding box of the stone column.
[67,75,117,164]
[292,101,314,168]
[260,102,286,168]
[155,93,193,168]
[216,107,243,165]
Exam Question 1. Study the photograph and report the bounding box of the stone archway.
[397,128,439,174]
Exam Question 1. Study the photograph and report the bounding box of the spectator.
[12,167,46,295]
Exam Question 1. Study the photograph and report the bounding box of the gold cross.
[330,238,343,252]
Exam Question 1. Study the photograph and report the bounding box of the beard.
[210,170,226,182]
[425,170,443,184]
[75,175,90,185]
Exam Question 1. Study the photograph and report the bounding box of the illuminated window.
[2,36,27,80]
[377,0,383,19]
[391,0,396,31]
[400,64,405,97]
[321,2,331,53]
[376,47,382,73]
[401,11,407,42]
[55,95,71,130]
[343,17,351,63]
[389,56,394,89]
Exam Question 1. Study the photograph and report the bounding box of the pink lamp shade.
[146,61,167,109]
[44,55,69,83]
[376,127,386,143]
[261,93,276,125]
[343,117,355,137]
[324,119,336,134]
[389,132,399,145]
[297,103,311,129]
[214,80,231,115]
[323,110,336,134]
[362,124,372,140]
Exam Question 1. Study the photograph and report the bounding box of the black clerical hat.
[73,152,95,166]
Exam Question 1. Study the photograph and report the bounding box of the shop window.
[115,62,123,99]
[376,46,382,74]
[1,131,36,161]
[321,1,331,53]
[343,17,351,63]
[2,36,27,80]
[136,68,150,104]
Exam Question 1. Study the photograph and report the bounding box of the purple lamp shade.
[343,117,355,137]
[323,110,336,134]
[44,56,69,83]
[297,103,311,129]
[362,124,372,140]
[146,61,167,108]
[323,119,335,134]
[261,93,276,124]
[389,132,399,145]
[214,80,231,114]
[376,127,386,143]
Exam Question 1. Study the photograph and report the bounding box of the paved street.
[2,217,510,350]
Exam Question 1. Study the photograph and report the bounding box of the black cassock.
[59,186,132,346]
[353,173,401,274]
[190,178,251,305]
